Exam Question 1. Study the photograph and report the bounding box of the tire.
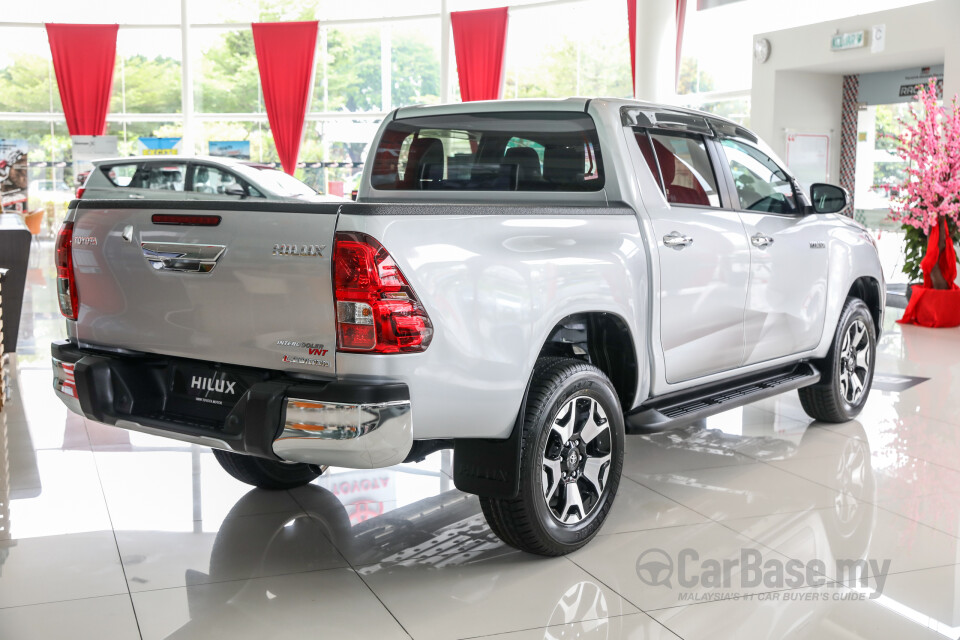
[212,448,324,490]
[799,297,876,423]
[480,357,625,556]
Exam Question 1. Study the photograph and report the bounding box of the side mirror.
[809,183,848,214]
[224,184,247,199]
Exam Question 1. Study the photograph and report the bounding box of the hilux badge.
[273,243,325,257]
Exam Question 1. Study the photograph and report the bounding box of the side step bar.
[626,362,820,432]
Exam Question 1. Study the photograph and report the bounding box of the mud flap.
[452,385,528,499]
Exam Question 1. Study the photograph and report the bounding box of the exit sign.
[831,31,865,51]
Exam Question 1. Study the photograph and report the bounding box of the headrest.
[543,144,583,185]
[503,146,542,182]
[404,137,444,185]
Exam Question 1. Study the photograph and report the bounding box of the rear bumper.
[50,340,412,469]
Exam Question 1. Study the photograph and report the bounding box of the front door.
[630,129,751,384]
[716,137,830,365]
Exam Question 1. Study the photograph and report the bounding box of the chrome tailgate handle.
[141,242,226,273]
[663,231,693,249]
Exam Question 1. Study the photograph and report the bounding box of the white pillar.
[440,0,452,103]
[854,106,876,206]
[381,26,392,112]
[633,0,676,103]
[180,0,194,154]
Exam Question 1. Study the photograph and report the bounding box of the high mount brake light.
[333,232,433,353]
[55,221,78,320]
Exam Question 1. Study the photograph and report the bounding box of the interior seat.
[402,138,444,189]
[650,139,709,206]
[502,147,543,190]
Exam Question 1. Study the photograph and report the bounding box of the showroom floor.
[2,241,960,639]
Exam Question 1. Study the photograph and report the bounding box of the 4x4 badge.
[273,243,325,257]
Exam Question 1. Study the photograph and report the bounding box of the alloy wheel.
[541,395,613,524]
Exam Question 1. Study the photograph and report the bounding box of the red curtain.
[451,8,509,102]
[45,24,119,136]
[626,0,687,96]
[675,0,687,87]
[251,21,319,175]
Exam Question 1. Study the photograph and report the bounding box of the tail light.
[75,186,85,199]
[334,232,433,353]
[55,221,78,320]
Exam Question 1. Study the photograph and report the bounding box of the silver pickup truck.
[51,98,883,556]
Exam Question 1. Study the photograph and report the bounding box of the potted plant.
[889,77,960,298]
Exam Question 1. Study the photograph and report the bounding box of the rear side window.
[634,131,721,207]
[371,112,604,192]
[137,163,186,191]
[100,163,138,187]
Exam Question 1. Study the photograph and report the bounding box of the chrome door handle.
[141,242,226,273]
[751,233,774,248]
[128,193,145,199]
[663,231,694,249]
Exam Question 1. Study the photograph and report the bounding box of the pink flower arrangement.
[890,78,960,235]
[889,78,960,233]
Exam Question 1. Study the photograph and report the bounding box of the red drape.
[675,0,687,86]
[899,220,960,328]
[451,8,509,102]
[45,24,119,136]
[251,21,319,175]
[626,0,687,96]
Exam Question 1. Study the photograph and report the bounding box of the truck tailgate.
[70,202,340,376]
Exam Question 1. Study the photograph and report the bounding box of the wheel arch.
[846,276,883,336]
[536,312,639,411]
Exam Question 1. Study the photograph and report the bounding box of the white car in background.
[79,156,346,202]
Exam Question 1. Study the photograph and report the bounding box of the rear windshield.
[370,111,604,192]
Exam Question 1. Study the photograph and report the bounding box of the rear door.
[629,128,751,383]
[70,201,340,376]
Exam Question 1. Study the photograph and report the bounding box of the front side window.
[720,138,798,214]
[191,165,248,196]
[635,130,721,207]
[371,112,604,192]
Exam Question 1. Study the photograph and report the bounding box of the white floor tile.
[0,531,128,608]
[627,461,840,521]
[569,522,797,611]
[0,594,140,640]
[471,612,678,640]
[131,568,410,640]
[360,551,638,640]
[649,586,946,640]
[116,509,348,593]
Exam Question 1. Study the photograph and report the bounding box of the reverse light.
[55,221,78,320]
[333,232,433,353]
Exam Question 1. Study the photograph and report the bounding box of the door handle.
[663,231,694,250]
[751,233,774,248]
[128,193,145,199]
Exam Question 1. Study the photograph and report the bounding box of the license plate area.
[166,364,252,427]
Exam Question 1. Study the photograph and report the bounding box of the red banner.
[251,21,319,175]
[45,24,119,136]
[451,7,509,102]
